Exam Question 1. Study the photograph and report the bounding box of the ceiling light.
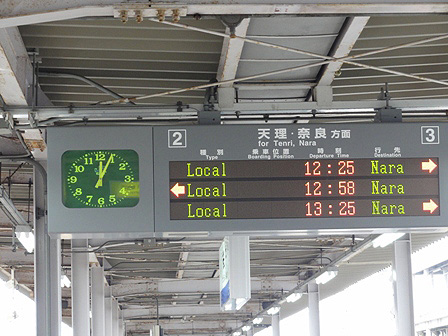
[267,306,280,315]
[233,332,242,336]
[316,267,338,285]
[253,317,263,324]
[242,326,251,332]
[61,274,71,288]
[223,302,233,311]
[235,298,248,311]
[15,230,35,253]
[286,292,302,303]
[372,233,406,248]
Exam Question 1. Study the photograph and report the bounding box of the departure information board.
[47,123,448,237]
[169,158,440,220]
[153,123,447,234]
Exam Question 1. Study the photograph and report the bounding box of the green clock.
[62,150,139,208]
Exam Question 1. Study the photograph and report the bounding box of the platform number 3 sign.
[168,129,187,148]
[421,126,439,145]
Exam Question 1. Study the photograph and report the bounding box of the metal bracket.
[198,110,221,125]
[375,83,402,122]
[220,15,249,37]
[36,207,46,220]
[374,107,402,123]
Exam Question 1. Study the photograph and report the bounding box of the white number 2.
[172,132,183,146]
[168,129,187,148]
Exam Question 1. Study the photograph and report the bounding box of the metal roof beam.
[122,304,257,319]
[1,2,448,27]
[314,17,369,88]
[217,18,250,85]
[112,277,298,298]
[7,98,448,124]
[126,321,234,332]
[0,28,51,157]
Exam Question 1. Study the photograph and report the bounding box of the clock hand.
[95,161,103,188]
[95,154,114,188]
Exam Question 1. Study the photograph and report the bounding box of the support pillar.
[118,310,124,336]
[272,313,280,336]
[393,234,415,336]
[72,239,90,335]
[247,327,254,336]
[105,289,113,336]
[35,163,51,336]
[112,298,120,336]
[35,161,60,336]
[308,281,320,336]
[91,265,106,336]
[49,238,61,336]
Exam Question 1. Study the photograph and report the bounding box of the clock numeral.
[124,175,132,182]
[84,157,93,165]
[95,153,106,161]
[86,195,93,203]
[109,195,116,203]
[98,198,105,205]
[119,163,127,170]
[74,165,85,173]
[119,187,127,195]
[74,188,82,196]
[69,176,77,183]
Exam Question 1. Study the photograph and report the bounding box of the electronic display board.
[168,158,439,220]
[47,123,448,237]
[153,124,447,234]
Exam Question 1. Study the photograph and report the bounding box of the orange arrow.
[170,183,186,197]
[423,199,438,214]
[422,159,438,173]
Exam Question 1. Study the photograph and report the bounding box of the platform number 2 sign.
[168,129,187,148]
[421,126,439,145]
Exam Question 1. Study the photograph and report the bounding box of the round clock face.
[62,150,139,208]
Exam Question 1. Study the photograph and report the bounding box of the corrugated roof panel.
[236,17,345,102]
[19,18,224,106]
[334,15,448,101]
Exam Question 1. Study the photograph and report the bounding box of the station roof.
[0,4,447,335]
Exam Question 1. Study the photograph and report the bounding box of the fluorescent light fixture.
[267,306,280,315]
[242,326,251,332]
[286,292,302,303]
[223,302,233,311]
[235,298,248,311]
[316,267,338,285]
[372,233,406,248]
[61,274,71,288]
[233,332,242,336]
[15,231,35,253]
[253,317,263,324]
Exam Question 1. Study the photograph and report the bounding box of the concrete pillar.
[308,281,320,336]
[272,313,280,336]
[118,311,124,336]
[72,239,90,335]
[35,162,61,336]
[35,163,50,336]
[393,234,415,336]
[112,298,120,336]
[105,289,113,336]
[91,265,106,336]
[50,238,61,336]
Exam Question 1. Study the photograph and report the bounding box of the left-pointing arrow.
[171,183,186,197]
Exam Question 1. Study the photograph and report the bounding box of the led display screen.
[169,158,439,220]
